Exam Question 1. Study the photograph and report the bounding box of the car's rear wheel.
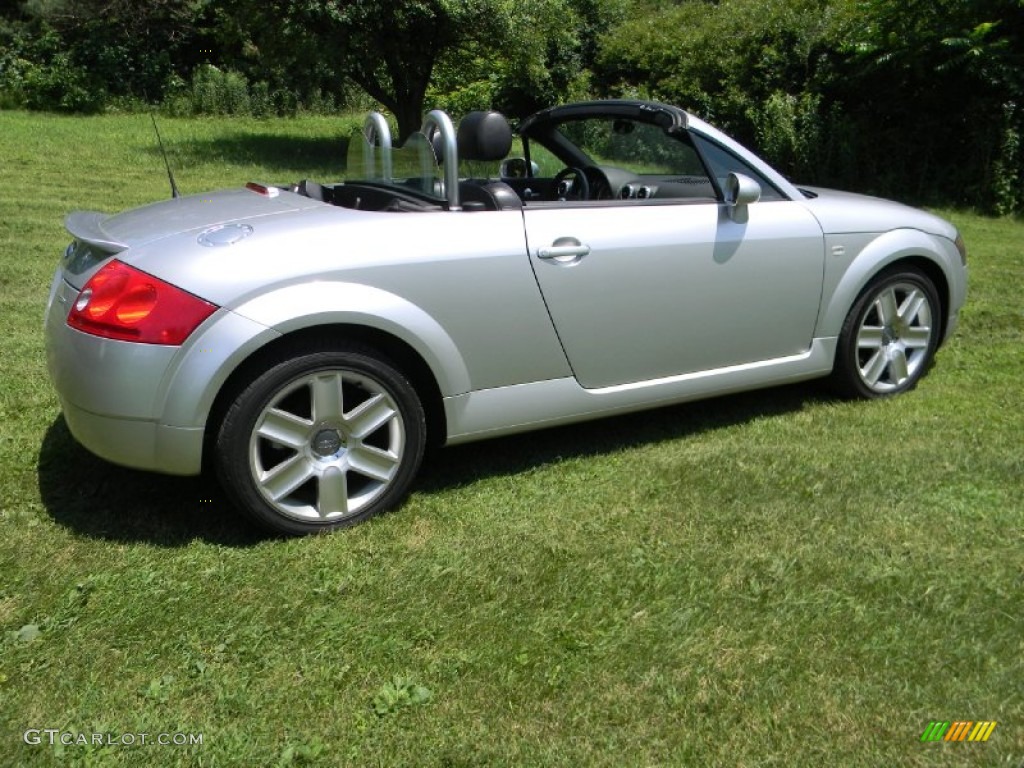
[216,344,426,535]
[831,267,941,398]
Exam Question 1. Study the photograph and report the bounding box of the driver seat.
[456,111,521,211]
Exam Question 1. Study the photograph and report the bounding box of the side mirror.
[724,172,761,207]
[500,157,540,179]
[724,172,760,223]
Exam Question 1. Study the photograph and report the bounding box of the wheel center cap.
[312,428,344,456]
[882,325,897,345]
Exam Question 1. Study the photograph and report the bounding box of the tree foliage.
[217,0,512,138]
[11,0,208,105]
[839,0,1024,210]
[0,0,1021,211]
[429,0,628,119]
[597,0,855,178]
[597,0,1023,211]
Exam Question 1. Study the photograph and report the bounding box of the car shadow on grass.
[38,381,832,544]
[415,380,833,496]
[37,416,268,546]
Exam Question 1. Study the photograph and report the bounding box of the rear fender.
[158,281,468,429]
[232,280,468,393]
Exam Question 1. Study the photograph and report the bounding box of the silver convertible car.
[45,100,968,535]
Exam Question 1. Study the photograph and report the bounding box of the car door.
[523,198,826,389]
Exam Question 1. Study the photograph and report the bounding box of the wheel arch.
[895,255,950,342]
[202,323,448,473]
[159,279,466,450]
[157,279,468,472]
[817,230,956,343]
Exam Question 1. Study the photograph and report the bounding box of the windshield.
[345,131,444,200]
[544,117,706,176]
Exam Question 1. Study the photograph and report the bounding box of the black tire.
[831,267,941,399]
[215,342,426,535]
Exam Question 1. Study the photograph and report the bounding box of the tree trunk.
[393,101,425,144]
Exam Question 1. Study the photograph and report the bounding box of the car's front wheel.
[215,343,426,535]
[831,267,941,398]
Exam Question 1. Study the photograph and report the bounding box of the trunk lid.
[61,186,323,288]
[67,187,320,251]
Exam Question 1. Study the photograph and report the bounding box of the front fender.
[816,228,962,339]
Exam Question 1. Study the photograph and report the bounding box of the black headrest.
[457,111,513,162]
[297,178,326,201]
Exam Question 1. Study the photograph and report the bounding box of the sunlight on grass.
[0,112,1020,766]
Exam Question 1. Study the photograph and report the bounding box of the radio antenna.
[150,113,180,199]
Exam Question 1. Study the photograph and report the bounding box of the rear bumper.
[44,273,262,476]
[60,400,203,475]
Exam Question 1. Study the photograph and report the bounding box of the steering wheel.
[553,166,591,201]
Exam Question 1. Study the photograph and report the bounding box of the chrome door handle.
[537,240,591,261]
[537,244,590,259]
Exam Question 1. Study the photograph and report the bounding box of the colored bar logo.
[920,721,997,742]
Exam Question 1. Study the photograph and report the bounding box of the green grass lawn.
[0,110,1021,767]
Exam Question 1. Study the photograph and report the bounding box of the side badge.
[198,224,253,247]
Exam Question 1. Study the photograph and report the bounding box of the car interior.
[289,107,779,212]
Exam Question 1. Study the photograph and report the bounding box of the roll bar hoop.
[420,110,460,211]
[362,112,393,182]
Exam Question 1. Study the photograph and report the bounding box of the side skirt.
[444,337,836,445]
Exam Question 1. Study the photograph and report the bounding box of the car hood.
[66,187,323,252]
[798,187,957,239]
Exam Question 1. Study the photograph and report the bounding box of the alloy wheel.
[248,368,406,523]
[854,280,935,394]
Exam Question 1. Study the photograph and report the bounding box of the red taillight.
[67,260,218,345]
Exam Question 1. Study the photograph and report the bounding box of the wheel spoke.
[889,347,909,383]
[898,289,926,323]
[875,289,898,325]
[257,408,310,449]
[261,454,313,501]
[857,327,884,349]
[346,393,396,438]
[348,444,399,483]
[860,349,888,386]
[317,466,349,518]
[903,326,932,348]
[310,373,344,421]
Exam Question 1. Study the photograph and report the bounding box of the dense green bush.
[161,65,353,118]
[0,20,105,112]
[991,102,1022,216]
[596,0,849,155]
[596,0,1023,213]
[1,0,1020,212]
[20,51,105,112]
[836,0,1023,212]
[191,64,251,115]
